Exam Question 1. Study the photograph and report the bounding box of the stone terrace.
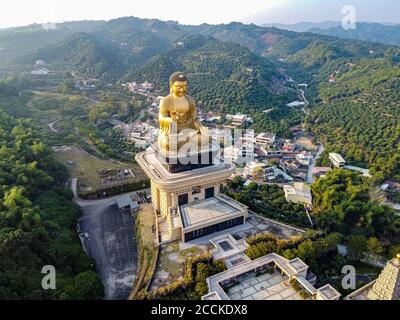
[225,270,304,300]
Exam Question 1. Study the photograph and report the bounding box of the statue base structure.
[156,143,220,173]
[135,144,248,244]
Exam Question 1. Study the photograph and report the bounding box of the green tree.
[61,271,104,300]
[348,235,368,262]
[367,237,384,259]
[194,263,210,299]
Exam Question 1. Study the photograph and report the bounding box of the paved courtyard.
[235,212,305,240]
[225,271,304,300]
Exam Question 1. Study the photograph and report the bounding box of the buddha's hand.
[160,116,174,134]
[171,111,180,121]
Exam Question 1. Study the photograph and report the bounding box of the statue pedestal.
[151,143,221,174]
[135,144,247,245]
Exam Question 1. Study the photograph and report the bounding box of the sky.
[1,0,400,29]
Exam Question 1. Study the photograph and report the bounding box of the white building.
[141,81,154,90]
[130,124,158,149]
[241,129,255,142]
[329,153,346,168]
[287,101,306,108]
[241,141,255,159]
[243,161,267,178]
[224,146,241,163]
[202,234,341,301]
[224,139,255,164]
[296,151,312,166]
[256,132,276,148]
[30,68,50,75]
[226,114,248,127]
[283,182,312,206]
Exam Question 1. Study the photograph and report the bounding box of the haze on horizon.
[1,0,400,29]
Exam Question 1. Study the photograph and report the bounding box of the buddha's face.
[171,81,187,97]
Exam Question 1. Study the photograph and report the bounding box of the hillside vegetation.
[0,82,103,299]
[126,34,294,114]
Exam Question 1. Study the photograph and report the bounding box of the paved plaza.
[225,271,304,300]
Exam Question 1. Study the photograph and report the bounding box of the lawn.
[55,144,146,195]
[150,241,208,291]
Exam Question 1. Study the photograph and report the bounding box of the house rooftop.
[256,132,276,139]
[329,153,345,163]
[312,167,332,174]
[116,194,136,209]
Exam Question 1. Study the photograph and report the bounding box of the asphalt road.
[77,197,138,300]
[73,178,150,300]
[306,143,325,184]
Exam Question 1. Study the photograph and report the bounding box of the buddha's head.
[170,72,188,97]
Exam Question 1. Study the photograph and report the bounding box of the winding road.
[47,121,60,133]
[306,143,325,184]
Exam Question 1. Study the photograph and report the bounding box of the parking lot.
[77,194,140,300]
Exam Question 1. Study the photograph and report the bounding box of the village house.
[283,182,312,206]
[329,153,346,168]
[255,132,276,148]
[312,167,332,179]
[296,151,313,166]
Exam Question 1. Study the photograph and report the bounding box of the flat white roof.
[287,101,306,107]
[288,258,309,273]
[318,284,341,300]
[329,153,345,163]
[210,234,249,262]
[180,196,246,229]
[256,132,276,139]
[284,184,311,198]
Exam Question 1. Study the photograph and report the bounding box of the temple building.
[136,72,248,244]
[346,254,400,300]
[136,148,248,243]
[202,234,341,300]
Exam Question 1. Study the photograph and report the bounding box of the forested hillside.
[308,56,400,180]
[312,170,400,243]
[0,17,399,178]
[0,82,104,299]
[310,22,400,47]
[126,34,295,114]
[0,21,103,67]
[18,33,124,81]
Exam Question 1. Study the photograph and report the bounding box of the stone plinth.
[135,144,238,244]
[152,143,220,174]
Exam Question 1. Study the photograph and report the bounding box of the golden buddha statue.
[158,72,210,153]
